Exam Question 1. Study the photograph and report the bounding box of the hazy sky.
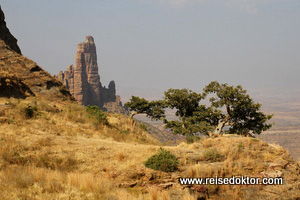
[1,0,300,101]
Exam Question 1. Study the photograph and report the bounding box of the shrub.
[238,143,243,152]
[186,134,200,144]
[86,105,108,125]
[144,148,179,172]
[139,124,148,131]
[203,148,223,162]
[25,104,37,118]
[121,130,129,134]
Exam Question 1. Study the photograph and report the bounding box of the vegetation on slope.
[0,40,73,101]
[125,82,273,138]
[0,97,159,145]
[0,97,299,200]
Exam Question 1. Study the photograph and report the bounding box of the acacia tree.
[125,81,273,137]
[203,81,273,136]
[125,88,221,136]
[125,96,166,119]
[162,89,221,136]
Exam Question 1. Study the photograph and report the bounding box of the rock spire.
[57,36,124,112]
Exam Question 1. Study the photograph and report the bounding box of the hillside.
[0,98,299,199]
[134,115,186,145]
[0,6,72,101]
[252,89,300,161]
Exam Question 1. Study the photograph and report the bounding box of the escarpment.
[0,6,73,100]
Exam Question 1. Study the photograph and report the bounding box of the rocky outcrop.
[0,74,35,99]
[103,95,127,114]
[0,7,73,101]
[0,6,21,54]
[57,36,125,112]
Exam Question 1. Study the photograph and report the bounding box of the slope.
[0,6,72,101]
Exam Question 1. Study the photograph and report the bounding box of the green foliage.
[124,96,150,114]
[164,88,203,118]
[125,96,166,120]
[238,143,243,148]
[121,130,129,134]
[203,81,273,135]
[185,134,200,144]
[125,81,273,137]
[203,148,223,162]
[238,143,244,152]
[25,104,37,118]
[139,124,148,131]
[86,105,108,125]
[144,148,179,172]
[163,89,221,136]
[164,105,221,135]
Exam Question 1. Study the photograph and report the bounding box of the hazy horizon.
[1,0,300,102]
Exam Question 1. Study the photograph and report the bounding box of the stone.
[119,181,138,188]
[0,6,21,54]
[157,182,174,189]
[261,170,283,178]
[57,36,125,113]
[0,7,73,101]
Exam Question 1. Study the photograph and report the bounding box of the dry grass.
[182,194,197,200]
[0,97,160,145]
[0,98,300,199]
[118,152,125,161]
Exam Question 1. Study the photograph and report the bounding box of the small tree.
[124,96,166,120]
[125,81,273,137]
[203,81,273,136]
[164,88,203,119]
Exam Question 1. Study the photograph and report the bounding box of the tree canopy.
[203,81,273,136]
[124,81,273,137]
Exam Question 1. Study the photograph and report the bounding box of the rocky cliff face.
[0,6,21,54]
[0,6,72,100]
[57,36,125,113]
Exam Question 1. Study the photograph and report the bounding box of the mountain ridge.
[0,6,72,101]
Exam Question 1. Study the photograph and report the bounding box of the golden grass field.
[0,97,299,200]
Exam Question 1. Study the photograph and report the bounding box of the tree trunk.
[130,111,137,118]
[214,121,226,135]
[213,115,230,135]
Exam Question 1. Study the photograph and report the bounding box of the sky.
[1,0,300,101]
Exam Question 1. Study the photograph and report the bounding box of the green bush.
[86,105,108,125]
[186,134,200,144]
[121,130,129,134]
[139,124,147,131]
[25,104,37,118]
[203,148,223,162]
[144,148,179,172]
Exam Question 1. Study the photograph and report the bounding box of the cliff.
[0,6,21,54]
[0,6,72,101]
[57,36,125,113]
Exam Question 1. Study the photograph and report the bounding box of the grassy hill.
[0,97,300,200]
